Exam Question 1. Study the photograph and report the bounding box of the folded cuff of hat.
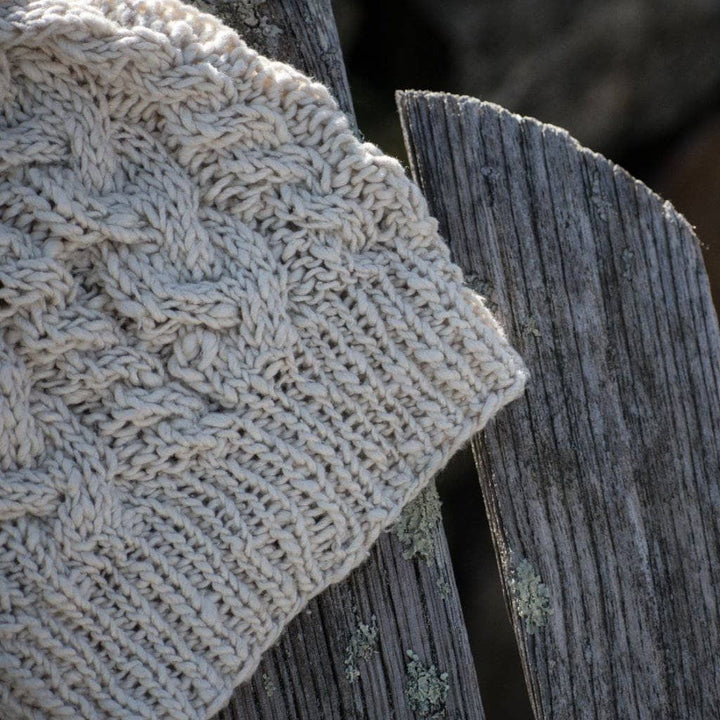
[0,228,527,720]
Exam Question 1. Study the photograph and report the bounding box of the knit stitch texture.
[0,1,527,718]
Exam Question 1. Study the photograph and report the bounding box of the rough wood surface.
[397,89,720,719]
[191,6,487,719]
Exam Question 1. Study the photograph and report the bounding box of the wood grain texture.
[397,89,720,719]
[193,6,487,719]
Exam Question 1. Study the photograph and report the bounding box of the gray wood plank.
[180,5,488,718]
[397,89,720,719]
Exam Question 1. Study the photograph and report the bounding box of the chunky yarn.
[0,1,527,718]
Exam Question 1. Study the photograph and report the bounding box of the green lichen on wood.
[463,274,499,314]
[521,315,542,338]
[404,649,449,719]
[509,556,553,634]
[621,247,636,281]
[343,613,378,683]
[392,481,442,563]
[190,0,282,48]
[261,673,275,698]
[436,576,452,600]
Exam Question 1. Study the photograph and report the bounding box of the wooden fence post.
[397,90,720,719]
[188,6,488,718]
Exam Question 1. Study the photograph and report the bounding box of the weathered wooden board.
[182,5,489,719]
[397,90,720,719]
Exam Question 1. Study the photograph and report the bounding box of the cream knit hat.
[0,1,527,717]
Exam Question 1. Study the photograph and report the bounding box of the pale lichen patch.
[509,556,553,634]
[621,247,636,281]
[190,0,282,50]
[405,649,449,719]
[463,274,499,314]
[261,672,275,698]
[436,576,452,599]
[343,613,378,683]
[392,481,442,564]
[521,316,542,338]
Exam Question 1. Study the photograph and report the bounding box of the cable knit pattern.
[0,1,527,718]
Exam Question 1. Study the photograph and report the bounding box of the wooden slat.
[397,90,720,719]
[184,5,488,718]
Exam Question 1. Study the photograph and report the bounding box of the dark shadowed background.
[331,1,720,717]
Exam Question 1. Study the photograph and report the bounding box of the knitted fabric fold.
[0,1,527,718]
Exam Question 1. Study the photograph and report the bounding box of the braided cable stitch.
[0,1,527,717]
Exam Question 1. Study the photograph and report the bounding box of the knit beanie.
[0,1,527,718]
